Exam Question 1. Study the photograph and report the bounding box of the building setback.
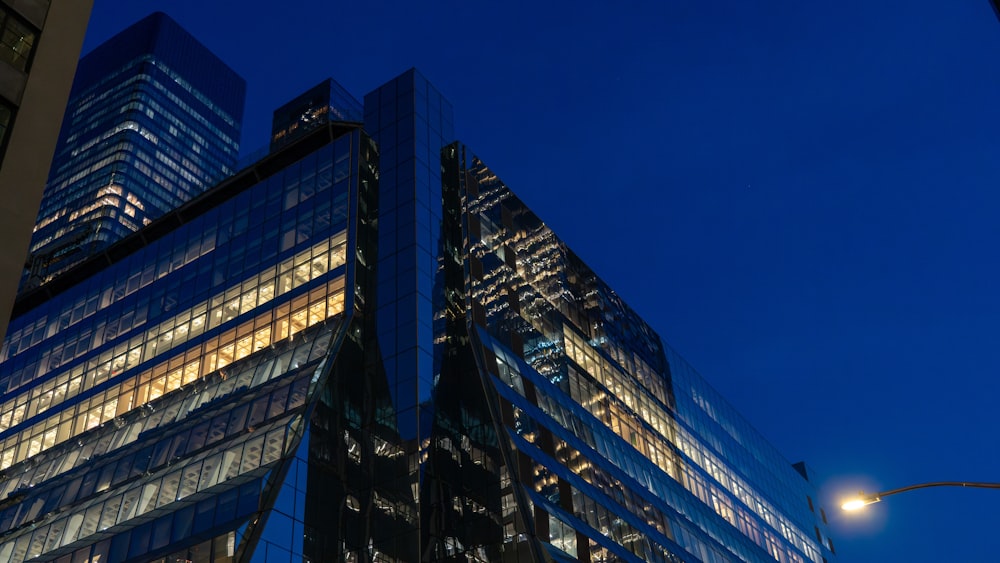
[24,12,245,289]
[0,19,837,563]
[0,0,93,345]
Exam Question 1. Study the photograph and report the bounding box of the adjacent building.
[270,78,363,151]
[23,12,245,289]
[440,144,837,562]
[0,16,837,562]
[0,109,373,563]
[0,0,93,346]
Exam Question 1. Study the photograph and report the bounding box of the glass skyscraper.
[0,22,837,562]
[0,109,375,563]
[24,12,245,289]
[436,144,836,562]
[362,69,455,446]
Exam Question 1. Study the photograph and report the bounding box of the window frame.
[0,5,38,73]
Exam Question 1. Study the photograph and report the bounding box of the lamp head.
[842,492,880,511]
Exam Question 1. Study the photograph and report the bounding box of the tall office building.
[363,69,454,445]
[0,0,93,345]
[0,56,836,563]
[0,108,374,563]
[24,12,245,288]
[436,144,837,562]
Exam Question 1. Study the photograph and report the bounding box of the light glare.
[841,499,867,511]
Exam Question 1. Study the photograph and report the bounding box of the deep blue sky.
[83,2,1000,561]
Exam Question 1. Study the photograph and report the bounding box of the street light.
[842,481,1000,511]
[841,496,878,511]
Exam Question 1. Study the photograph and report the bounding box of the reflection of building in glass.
[24,12,245,289]
[0,58,837,561]
[270,78,363,151]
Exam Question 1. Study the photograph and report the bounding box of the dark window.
[820,507,828,524]
[0,98,12,156]
[806,495,814,512]
[0,6,36,71]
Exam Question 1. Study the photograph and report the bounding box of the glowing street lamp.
[841,496,879,511]
[841,481,1000,511]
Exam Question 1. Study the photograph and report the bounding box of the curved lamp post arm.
[842,481,1000,511]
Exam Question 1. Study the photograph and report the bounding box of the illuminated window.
[0,278,346,470]
[0,234,348,430]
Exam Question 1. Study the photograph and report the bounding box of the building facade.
[0,116,375,563]
[436,144,837,562]
[0,36,835,562]
[0,0,93,345]
[24,12,245,289]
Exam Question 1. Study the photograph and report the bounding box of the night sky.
[80,2,1000,561]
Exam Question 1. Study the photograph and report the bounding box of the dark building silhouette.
[0,0,93,345]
